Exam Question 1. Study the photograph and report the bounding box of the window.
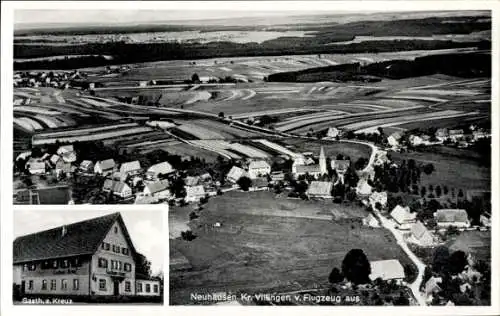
[124,263,131,272]
[118,261,122,271]
[154,285,159,293]
[23,264,28,271]
[146,284,151,293]
[71,257,81,267]
[98,258,108,268]
[121,248,129,256]
[27,263,36,271]
[28,280,33,290]
[101,242,106,249]
[105,243,110,251]
[42,280,47,290]
[125,281,131,292]
[50,280,56,290]
[114,226,118,234]
[99,279,106,291]
[61,259,69,268]
[61,279,68,290]
[113,245,120,254]
[73,279,79,290]
[137,283,142,293]
[52,260,58,269]
[42,261,50,269]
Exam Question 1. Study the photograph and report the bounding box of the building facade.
[13,213,160,299]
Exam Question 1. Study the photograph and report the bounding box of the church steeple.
[319,146,327,175]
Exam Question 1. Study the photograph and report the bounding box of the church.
[292,146,327,178]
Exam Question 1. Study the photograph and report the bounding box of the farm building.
[184,176,201,187]
[356,179,373,197]
[448,129,464,142]
[434,209,469,229]
[480,215,491,227]
[425,276,442,303]
[369,191,388,208]
[326,127,340,138]
[270,171,285,184]
[373,150,389,166]
[55,159,72,178]
[143,180,171,200]
[411,221,434,247]
[248,160,271,179]
[57,145,74,156]
[251,177,269,190]
[13,212,161,298]
[387,131,404,147]
[435,128,449,142]
[185,185,206,203]
[226,166,248,183]
[306,181,333,198]
[16,151,31,161]
[409,135,424,146]
[94,159,116,175]
[390,205,416,229]
[49,154,60,166]
[119,161,142,176]
[79,160,94,173]
[362,213,380,228]
[146,162,175,180]
[26,159,46,175]
[103,180,132,198]
[369,259,405,283]
[472,130,489,141]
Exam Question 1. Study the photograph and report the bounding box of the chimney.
[61,226,67,237]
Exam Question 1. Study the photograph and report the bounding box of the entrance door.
[21,281,26,295]
[113,281,120,296]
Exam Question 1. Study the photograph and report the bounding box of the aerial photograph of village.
[12,7,491,307]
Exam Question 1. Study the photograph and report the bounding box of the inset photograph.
[13,209,164,304]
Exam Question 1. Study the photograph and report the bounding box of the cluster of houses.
[19,145,78,179]
[13,70,87,89]
[386,125,491,150]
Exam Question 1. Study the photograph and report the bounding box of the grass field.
[170,191,415,305]
[281,138,372,162]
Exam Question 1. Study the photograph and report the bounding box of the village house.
[57,145,77,163]
[142,180,171,200]
[119,161,142,177]
[369,191,388,208]
[331,159,351,175]
[79,160,94,173]
[94,159,116,175]
[425,276,443,303]
[103,179,132,198]
[480,214,491,228]
[247,160,271,179]
[387,131,404,148]
[435,128,449,142]
[356,179,373,197]
[226,166,248,183]
[146,162,175,181]
[409,134,425,146]
[251,177,270,191]
[434,209,470,229]
[54,159,72,178]
[448,129,464,142]
[13,213,160,299]
[185,185,206,203]
[269,171,285,184]
[411,221,434,247]
[373,150,389,166]
[184,176,201,187]
[390,205,417,229]
[26,158,46,175]
[292,147,327,178]
[362,213,380,228]
[306,181,333,199]
[369,259,405,283]
[326,127,341,138]
[472,130,489,141]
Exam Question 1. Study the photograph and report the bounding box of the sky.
[14,209,165,275]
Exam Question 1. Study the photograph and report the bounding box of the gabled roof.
[248,160,271,170]
[147,161,174,175]
[391,205,416,224]
[227,166,247,182]
[331,160,350,171]
[411,221,431,240]
[425,277,442,295]
[186,185,205,196]
[435,209,468,223]
[296,164,321,174]
[57,145,74,155]
[307,181,333,196]
[369,259,405,281]
[80,160,93,168]
[96,159,115,170]
[28,160,45,170]
[50,154,61,165]
[449,129,464,135]
[388,131,404,140]
[356,179,373,195]
[13,212,136,264]
[120,160,141,173]
[145,180,170,194]
[103,179,131,193]
[252,177,269,188]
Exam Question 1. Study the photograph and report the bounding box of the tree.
[191,73,200,83]
[181,230,197,241]
[435,185,442,197]
[423,163,435,175]
[433,246,450,274]
[135,252,152,279]
[420,186,427,197]
[171,177,186,198]
[341,249,371,285]
[448,250,468,275]
[328,267,344,284]
[218,112,225,119]
[458,189,464,199]
[237,176,252,191]
[393,291,410,305]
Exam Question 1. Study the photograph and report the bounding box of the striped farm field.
[385,95,448,103]
[33,115,61,128]
[252,139,302,159]
[14,117,44,132]
[32,125,153,146]
[14,106,61,115]
[174,123,229,140]
[189,140,242,159]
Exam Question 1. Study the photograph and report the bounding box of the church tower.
[319,146,327,175]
